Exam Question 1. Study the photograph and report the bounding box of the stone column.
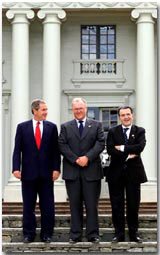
[4,9,34,202]
[38,9,67,202]
[131,8,157,201]
[37,9,66,130]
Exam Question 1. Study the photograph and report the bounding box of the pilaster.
[4,9,35,202]
[37,9,66,130]
[131,8,157,201]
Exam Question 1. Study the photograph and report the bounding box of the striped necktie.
[123,128,129,145]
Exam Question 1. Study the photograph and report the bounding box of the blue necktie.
[123,128,129,145]
[79,120,84,136]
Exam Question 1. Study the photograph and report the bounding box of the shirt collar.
[33,118,43,125]
[75,117,86,125]
[122,125,132,130]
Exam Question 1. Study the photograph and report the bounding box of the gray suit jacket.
[58,118,105,181]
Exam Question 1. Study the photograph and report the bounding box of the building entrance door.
[87,107,118,131]
[87,107,118,198]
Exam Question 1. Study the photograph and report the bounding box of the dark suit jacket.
[58,119,105,181]
[13,120,60,181]
[106,124,147,184]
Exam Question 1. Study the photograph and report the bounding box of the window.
[101,108,118,132]
[81,25,116,60]
[87,107,118,132]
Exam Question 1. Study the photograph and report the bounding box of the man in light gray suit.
[58,98,105,243]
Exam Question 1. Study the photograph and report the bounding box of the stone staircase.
[2,199,157,253]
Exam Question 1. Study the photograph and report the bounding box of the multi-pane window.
[87,107,118,132]
[101,108,118,132]
[81,25,116,60]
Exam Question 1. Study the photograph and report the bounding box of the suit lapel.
[128,125,136,144]
[40,121,47,148]
[27,120,37,148]
[70,119,81,140]
[117,125,125,144]
[80,119,92,140]
[29,119,47,150]
[70,119,93,140]
[115,125,136,145]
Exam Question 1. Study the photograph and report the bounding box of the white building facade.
[2,2,157,202]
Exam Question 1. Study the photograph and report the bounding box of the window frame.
[81,25,116,60]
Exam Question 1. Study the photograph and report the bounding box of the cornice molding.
[64,89,134,96]
[2,2,157,10]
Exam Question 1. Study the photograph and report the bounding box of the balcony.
[71,59,126,87]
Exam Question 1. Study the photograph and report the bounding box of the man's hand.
[128,154,138,159]
[126,154,138,161]
[76,158,81,165]
[115,145,121,150]
[52,171,60,181]
[76,156,88,167]
[13,171,21,179]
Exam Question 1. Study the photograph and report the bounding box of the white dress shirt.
[120,125,132,152]
[75,117,86,128]
[32,119,43,137]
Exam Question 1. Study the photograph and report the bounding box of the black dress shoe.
[41,236,52,243]
[130,235,142,243]
[69,238,81,243]
[23,236,34,243]
[88,237,100,243]
[112,236,124,243]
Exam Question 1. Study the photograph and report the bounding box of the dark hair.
[31,99,46,114]
[118,106,133,116]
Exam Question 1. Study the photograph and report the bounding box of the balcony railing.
[72,59,125,82]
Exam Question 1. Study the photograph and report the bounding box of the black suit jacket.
[13,120,60,181]
[58,119,105,181]
[106,125,147,184]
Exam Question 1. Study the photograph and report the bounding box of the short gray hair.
[31,99,46,114]
[72,97,87,107]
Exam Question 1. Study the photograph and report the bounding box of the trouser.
[22,179,54,239]
[65,174,101,240]
[108,175,140,238]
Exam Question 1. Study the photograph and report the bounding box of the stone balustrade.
[72,59,125,80]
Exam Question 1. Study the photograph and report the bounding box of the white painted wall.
[60,11,137,123]
[2,10,157,201]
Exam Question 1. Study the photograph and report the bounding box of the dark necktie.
[79,120,84,137]
[35,121,41,149]
[123,128,129,145]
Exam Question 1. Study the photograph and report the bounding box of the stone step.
[2,227,157,243]
[2,208,157,215]
[2,241,157,253]
[3,199,157,205]
[2,202,157,208]
[2,200,157,215]
[3,215,157,228]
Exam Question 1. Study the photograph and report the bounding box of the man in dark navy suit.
[106,106,147,243]
[12,99,60,243]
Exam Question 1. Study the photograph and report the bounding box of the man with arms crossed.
[106,106,147,243]
[13,99,60,243]
[58,98,104,243]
